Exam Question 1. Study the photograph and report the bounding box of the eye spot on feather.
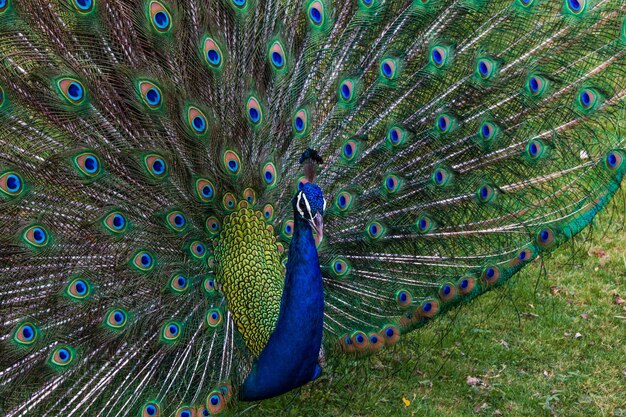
[388,127,405,146]
[176,407,195,417]
[536,227,555,247]
[206,308,223,327]
[218,384,232,402]
[517,0,534,6]
[49,345,74,368]
[196,178,216,202]
[246,96,263,125]
[148,1,172,33]
[102,211,127,234]
[335,191,353,212]
[269,41,286,71]
[169,274,189,293]
[18,325,35,342]
[339,333,355,353]
[205,216,221,236]
[566,0,585,14]
[342,139,358,161]
[203,37,224,69]
[166,211,187,232]
[380,58,398,80]
[161,322,181,343]
[476,184,495,203]
[381,325,400,345]
[384,174,400,194]
[350,331,369,352]
[231,0,247,9]
[262,204,275,221]
[526,139,545,160]
[476,58,496,80]
[72,0,94,12]
[66,277,91,300]
[517,248,533,262]
[74,152,101,178]
[104,308,128,330]
[368,332,384,352]
[206,390,226,415]
[418,299,439,318]
[395,289,412,308]
[0,171,24,197]
[330,257,349,278]
[339,79,355,103]
[430,46,449,68]
[22,225,49,248]
[605,150,623,170]
[479,122,496,141]
[13,322,38,346]
[132,250,155,272]
[57,78,85,104]
[138,81,163,109]
[482,266,501,285]
[416,215,434,234]
[458,276,475,295]
[293,110,308,135]
[242,188,256,205]
[187,106,208,135]
[223,150,241,175]
[432,168,450,187]
[366,221,385,240]
[527,75,546,97]
[439,282,457,302]
[142,402,161,417]
[436,114,453,133]
[578,88,598,111]
[262,162,277,187]
[307,1,325,26]
[143,154,167,179]
[296,176,310,191]
[282,220,294,238]
[222,193,236,211]
[202,276,218,297]
[0,0,8,13]
[190,241,207,259]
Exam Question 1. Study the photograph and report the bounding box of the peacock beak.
[309,213,324,246]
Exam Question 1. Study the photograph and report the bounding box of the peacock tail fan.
[0,0,625,414]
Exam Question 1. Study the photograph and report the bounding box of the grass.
[244,194,626,416]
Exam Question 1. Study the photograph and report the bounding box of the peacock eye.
[142,402,161,417]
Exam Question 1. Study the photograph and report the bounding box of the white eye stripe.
[296,192,305,217]
[322,198,326,213]
[303,194,312,218]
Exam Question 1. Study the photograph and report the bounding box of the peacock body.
[0,0,625,415]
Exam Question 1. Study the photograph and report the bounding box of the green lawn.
[248,193,626,416]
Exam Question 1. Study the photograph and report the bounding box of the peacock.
[0,0,625,415]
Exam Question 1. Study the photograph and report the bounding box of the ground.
[248,193,626,416]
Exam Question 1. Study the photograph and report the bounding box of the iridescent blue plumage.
[241,155,326,400]
[240,196,325,400]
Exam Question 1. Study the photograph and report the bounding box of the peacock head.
[295,149,326,243]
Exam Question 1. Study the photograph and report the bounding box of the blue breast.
[239,216,324,401]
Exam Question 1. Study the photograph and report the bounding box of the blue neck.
[240,216,325,401]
